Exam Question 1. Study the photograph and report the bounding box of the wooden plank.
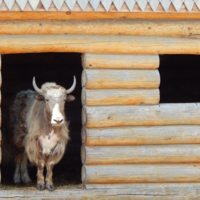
[81,125,200,145]
[81,88,159,106]
[0,185,199,199]
[82,54,159,69]
[82,103,200,128]
[1,34,200,54]
[81,69,160,89]
[81,144,200,165]
[82,164,200,184]
[0,19,200,37]
[2,12,200,21]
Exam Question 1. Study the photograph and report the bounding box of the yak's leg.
[13,163,21,184]
[37,163,45,190]
[21,153,32,184]
[45,162,55,191]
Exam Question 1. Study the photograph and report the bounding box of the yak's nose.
[53,119,63,124]
[51,103,64,125]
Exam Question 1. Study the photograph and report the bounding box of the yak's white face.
[51,103,64,126]
[36,84,75,127]
[45,88,66,126]
[33,77,76,127]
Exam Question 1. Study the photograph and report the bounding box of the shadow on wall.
[1,53,82,187]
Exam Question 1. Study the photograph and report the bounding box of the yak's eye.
[45,99,49,102]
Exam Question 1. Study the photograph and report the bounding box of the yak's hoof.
[46,184,55,191]
[13,177,21,185]
[37,183,45,191]
[14,180,21,185]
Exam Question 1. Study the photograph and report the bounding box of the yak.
[4,76,76,191]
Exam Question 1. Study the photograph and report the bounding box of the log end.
[81,165,86,184]
[81,144,86,164]
[82,106,87,126]
[81,127,86,144]
[81,69,86,87]
[81,53,86,69]
[81,87,86,106]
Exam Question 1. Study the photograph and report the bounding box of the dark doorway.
[159,55,200,103]
[1,53,82,188]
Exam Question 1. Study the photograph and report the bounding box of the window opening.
[159,55,200,103]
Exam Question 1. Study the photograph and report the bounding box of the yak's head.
[33,76,76,127]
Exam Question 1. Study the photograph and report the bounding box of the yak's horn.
[66,76,76,94]
[32,77,43,94]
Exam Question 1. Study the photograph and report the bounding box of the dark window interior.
[159,55,200,103]
[1,53,82,188]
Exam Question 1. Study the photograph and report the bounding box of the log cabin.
[1,0,200,199]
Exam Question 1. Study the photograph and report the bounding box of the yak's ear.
[67,95,75,102]
[35,94,44,101]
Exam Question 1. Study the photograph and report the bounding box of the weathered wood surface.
[2,12,200,21]
[2,184,200,199]
[2,20,200,37]
[81,144,200,165]
[81,125,200,145]
[2,34,200,54]
[84,183,200,191]
[82,54,159,69]
[82,103,200,128]
[81,88,159,106]
[82,164,200,184]
[81,69,160,89]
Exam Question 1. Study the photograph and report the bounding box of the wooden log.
[81,88,159,106]
[1,184,200,199]
[81,144,200,165]
[82,164,200,184]
[81,125,200,145]
[84,183,200,191]
[1,34,200,54]
[82,103,200,128]
[2,20,200,37]
[82,54,159,69]
[2,12,200,21]
[81,69,160,89]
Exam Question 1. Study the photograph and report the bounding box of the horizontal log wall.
[81,144,200,165]
[82,164,200,184]
[82,69,160,89]
[82,88,159,106]
[82,54,159,69]
[0,20,200,37]
[82,103,200,128]
[81,125,200,145]
[1,34,200,54]
[81,52,200,189]
[2,12,200,21]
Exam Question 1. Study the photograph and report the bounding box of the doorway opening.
[1,53,82,189]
